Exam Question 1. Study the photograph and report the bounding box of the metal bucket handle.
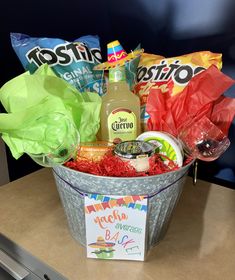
[53,169,188,199]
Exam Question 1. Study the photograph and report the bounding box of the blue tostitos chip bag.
[10,32,106,95]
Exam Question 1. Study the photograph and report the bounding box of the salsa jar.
[114,140,155,172]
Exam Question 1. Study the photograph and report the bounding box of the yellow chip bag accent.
[134,51,222,131]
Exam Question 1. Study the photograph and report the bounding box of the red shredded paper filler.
[64,151,189,177]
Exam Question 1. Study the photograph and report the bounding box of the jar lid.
[136,131,184,167]
[114,140,155,159]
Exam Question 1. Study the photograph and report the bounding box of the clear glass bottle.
[99,66,141,142]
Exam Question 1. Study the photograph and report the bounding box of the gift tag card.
[85,194,148,261]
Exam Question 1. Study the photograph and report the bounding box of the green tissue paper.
[0,64,102,159]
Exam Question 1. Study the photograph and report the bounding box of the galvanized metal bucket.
[53,161,193,251]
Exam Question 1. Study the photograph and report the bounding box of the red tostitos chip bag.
[134,51,222,131]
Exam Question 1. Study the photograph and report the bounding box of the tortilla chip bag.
[134,51,222,131]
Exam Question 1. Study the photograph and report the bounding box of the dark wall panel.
[1,0,235,185]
